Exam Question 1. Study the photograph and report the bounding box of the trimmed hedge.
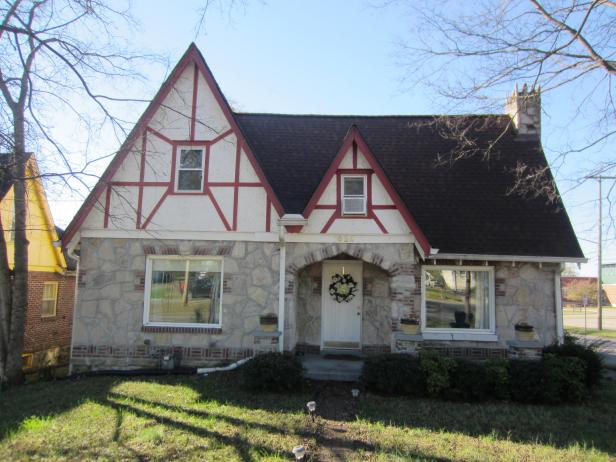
[361,354,424,396]
[241,352,303,391]
[362,338,601,404]
[543,335,603,389]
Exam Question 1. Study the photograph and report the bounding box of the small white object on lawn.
[351,388,360,398]
[292,445,306,460]
[306,401,316,413]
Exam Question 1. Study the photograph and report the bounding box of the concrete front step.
[301,355,364,382]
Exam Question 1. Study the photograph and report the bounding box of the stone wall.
[395,262,559,356]
[71,237,560,370]
[71,238,281,371]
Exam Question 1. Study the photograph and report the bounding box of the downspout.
[277,223,286,353]
[555,263,564,344]
[66,242,80,376]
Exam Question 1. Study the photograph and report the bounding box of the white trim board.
[431,253,587,264]
[78,229,417,244]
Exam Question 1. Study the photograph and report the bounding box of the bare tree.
[392,0,616,196]
[0,0,154,388]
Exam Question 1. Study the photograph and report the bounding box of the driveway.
[574,334,616,370]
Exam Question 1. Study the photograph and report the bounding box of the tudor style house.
[63,44,584,372]
[0,154,76,376]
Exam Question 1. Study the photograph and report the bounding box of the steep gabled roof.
[235,113,584,259]
[62,43,284,246]
[0,153,32,200]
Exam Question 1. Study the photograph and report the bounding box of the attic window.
[175,148,204,192]
[342,175,367,215]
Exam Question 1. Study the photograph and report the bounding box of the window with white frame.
[422,267,494,331]
[342,175,367,215]
[41,281,58,317]
[175,148,204,192]
[144,257,223,326]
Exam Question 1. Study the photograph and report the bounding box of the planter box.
[260,316,278,332]
[400,323,420,335]
[515,329,535,341]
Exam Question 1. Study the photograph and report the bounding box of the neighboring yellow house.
[0,154,66,272]
[0,153,75,376]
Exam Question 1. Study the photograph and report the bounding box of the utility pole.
[589,176,616,330]
[598,177,603,330]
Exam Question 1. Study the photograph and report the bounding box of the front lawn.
[566,327,616,339]
[1,373,615,461]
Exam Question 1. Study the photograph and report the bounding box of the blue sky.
[47,0,614,275]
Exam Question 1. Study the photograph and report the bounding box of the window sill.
[421,331,498,342]
[142,325,222,334]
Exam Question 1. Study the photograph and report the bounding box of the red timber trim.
[352,141,358,168]
[285,225,303,233]
[305,125,431,254]
[136,132,147,228]
[103,186,111,228]
[62,43,283,246]
[265,197,271,232]
[232,142,241,230]
[190,63,198,141]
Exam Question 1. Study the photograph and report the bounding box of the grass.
[565,327,616,339]
[1,372,615,461]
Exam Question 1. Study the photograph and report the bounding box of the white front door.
[321,260,363,349]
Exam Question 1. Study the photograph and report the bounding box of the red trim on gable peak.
[304,125,431,255]
[62,43,284,247]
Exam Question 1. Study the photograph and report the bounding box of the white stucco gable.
[301,135,412,236]
[68,45,282,243]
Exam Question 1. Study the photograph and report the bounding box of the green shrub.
[418,350,456,398]
[362,354,424,395]
[448,359,490,401]
[241,352,303,392]
[543,354,587,404]
[543,337,603,389]
[484,359,510,400]
[508,360,546,404]
[508,356,587,404]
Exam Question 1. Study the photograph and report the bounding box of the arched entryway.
[283,243,418,355]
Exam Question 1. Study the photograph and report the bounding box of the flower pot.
[260,316,278,332]
[400,323,420,335]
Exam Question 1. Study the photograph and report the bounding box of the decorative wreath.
[329,273,358,303]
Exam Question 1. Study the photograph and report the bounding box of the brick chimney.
[506,84,541,137]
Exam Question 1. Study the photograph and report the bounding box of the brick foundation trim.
[294,343,321,355]
[141,325,222,334]
[361,344,391,355]
[419,345,508,359]
[72,344,253,361]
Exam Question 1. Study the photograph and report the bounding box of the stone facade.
[71,237,560,371]
[71,238,281,372]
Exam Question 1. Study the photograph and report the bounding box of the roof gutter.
[428,253,587,264]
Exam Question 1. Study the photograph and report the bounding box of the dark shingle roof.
[234,113,583,259]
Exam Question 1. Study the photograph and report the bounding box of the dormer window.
[342,175,367,215]
[175,148,204,192]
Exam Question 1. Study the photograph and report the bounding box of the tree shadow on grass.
[0,375,118,440]
[186,373,616,458]
[104,391,455,462]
